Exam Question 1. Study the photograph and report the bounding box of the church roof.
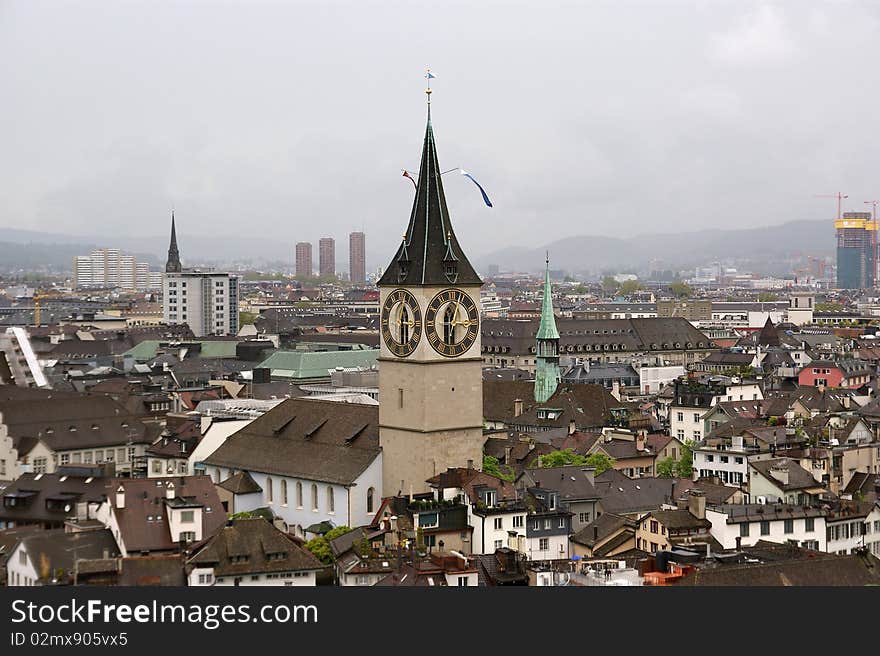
[378,110,481,287]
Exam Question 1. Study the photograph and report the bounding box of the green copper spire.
[534,255,561,403]
[537,254,560,340]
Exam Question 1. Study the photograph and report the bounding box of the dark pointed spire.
[378,109,481,287]
[165,211,182,273]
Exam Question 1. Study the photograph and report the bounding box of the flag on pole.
[460,169,493,207]
[426,71,437,79]
[402,169,417,189]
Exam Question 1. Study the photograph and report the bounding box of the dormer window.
[445,263,458,284]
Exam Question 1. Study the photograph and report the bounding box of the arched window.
[281,480,288,506]
[399,305,410,344]
[443,305,456,345]
[296,481,303,508]
[328,487,335,513]
[367,487,375,514]
[266,477,273,504]
[311,483,318,510]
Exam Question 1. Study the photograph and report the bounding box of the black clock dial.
[425,288,480,357]
[381,289,422,357]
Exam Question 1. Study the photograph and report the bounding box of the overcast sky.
[2,0,880,266]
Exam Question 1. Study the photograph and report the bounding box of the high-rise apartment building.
[836,211,876,290]
[162,216,239,337]
[295,242,313,278]
[73,249,160,291]
[319,237,335,277]
[349,232,366,283]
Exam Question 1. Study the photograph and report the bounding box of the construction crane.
[32,290,65,327]
[814,192,848,219]
[866,200,880,289]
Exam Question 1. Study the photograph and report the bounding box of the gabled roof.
[109,476,225,553]
[378,110,481,288]
[187,518,322,576]
[217,471,262,495]
[0,472,108,525]
[17,529,119,583]
[204,398,380,485]
[748,458,823,492]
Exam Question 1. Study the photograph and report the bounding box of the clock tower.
[378,97,484,496]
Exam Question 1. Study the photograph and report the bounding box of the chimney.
[390,515,398,532]
[735,536,742,552]
[102,548,109,560]
[165,482,175,500]
[504,446,512,464]
[513,398,523,417]
[611,380,621,402]
[636,432,646,452]
[467,459,474,470]
[688,490,706,520]
[593,525,599,542]
[568,420,576,435]
[842,395,851,410]
[115,485,125,510]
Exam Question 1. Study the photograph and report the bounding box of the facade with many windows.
[163,271,239,338]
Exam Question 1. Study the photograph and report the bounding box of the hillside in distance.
[474,219,834,274]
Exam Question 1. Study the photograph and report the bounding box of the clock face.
[425,288,480,357]
[381,289,422,357]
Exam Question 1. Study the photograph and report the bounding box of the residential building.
[94,476,225,556]
[825,502,880,557]
[163,270,239,337]
[669,376,763,444]
[797,359,872,389]
[634,492,713,553]
[705,504,826,551]
[319,237,335,277]
[295,242,313,278]
[6,529,118,586]
[74,248,160,291]
[748,458,827,505]
[523,486,573,561]
[349,231,366,283]
[187,518,323,586]
[0,469,108,529]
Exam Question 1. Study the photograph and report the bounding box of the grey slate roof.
[187,518,323,576]
[378,112,481,288]
[204,397,380,485]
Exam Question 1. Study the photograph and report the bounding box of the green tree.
[619,280,642,295]
[676,440,694,478]
[304,525,351,565]
[239,311,257,326]
[601,276,620,292]
[583,452,616,475]
[482,455,515,482]
[533,449,615,475]
[757,292,776,302]
[816,302,844,312]
[669,281,692,299]
[656,457,676,478]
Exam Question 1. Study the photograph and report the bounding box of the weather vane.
[425,68,436,103]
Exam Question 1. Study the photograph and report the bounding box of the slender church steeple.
[165,211,182,273]
[534,255,561,403]
[378,101,480,287]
